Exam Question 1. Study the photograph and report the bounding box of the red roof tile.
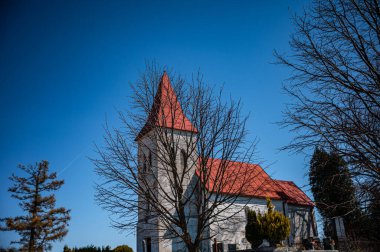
[136,72,198,140]
[197,158,281,199]
[197,158,314,207]
[274,180,314,207]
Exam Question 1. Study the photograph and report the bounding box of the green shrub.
[113,245,133,252]
[246,209,263,248]
[63,245,132,252]
[245,198,290,248]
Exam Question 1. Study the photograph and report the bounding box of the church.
[135,72,317,252]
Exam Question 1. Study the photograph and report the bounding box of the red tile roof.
[274,180,314,207]
[136,72,198,140]
[136,72,313,207]
[197,158,314,207]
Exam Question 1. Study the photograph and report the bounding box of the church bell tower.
[135,72,198,252]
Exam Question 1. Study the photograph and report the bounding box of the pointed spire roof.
[136,72,198,140]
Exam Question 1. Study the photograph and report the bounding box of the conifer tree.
[0,161,70,251]
[245,198,290,248]
[309,148,360,238]
[366,188,380,241]
[63,245,71,252]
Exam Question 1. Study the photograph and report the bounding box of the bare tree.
[275,0,380,212]
[93,64,262,252]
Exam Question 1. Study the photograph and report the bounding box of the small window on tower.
[149,151,152,167]
[181,149,187,170]
[145,202,151,222]
[143,154,147,173]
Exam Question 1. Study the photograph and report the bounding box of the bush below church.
[63,245,133,252]
[245,198,290,248]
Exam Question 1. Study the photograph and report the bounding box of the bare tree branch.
[275,0,380,212]
[93,63,261,252]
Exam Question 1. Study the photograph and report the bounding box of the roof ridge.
[275,179,314,206]
[204,157,262,166]
[273,179,294,183]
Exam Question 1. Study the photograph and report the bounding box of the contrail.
[57,146,90,176]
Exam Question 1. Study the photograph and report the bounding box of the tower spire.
[136,72,197,140]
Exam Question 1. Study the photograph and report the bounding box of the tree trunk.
[187,243,200,252]
[28,227,35,252]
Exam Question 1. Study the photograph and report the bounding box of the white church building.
[136,73,317,252]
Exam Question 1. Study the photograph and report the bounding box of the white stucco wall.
[137,129,198,252]
[287,205,316,245]
[207,196,285,251]
[136,130,316,252]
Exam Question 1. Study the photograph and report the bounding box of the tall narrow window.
[142,238,151,252]
[181,149,187,170]
[149,151,152,167]
[145,201,150,223]
[146,238,151,252]
[143,154,147,173]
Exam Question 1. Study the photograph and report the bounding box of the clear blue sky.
[0,1,311,251]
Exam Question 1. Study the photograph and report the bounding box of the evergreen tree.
[245,209,264,248]
[0,161,70,251]
[245,198,290,248]
[364,187,380,241]
[309,148,360,238]
[63,245,72,252]
[113,245,133,252]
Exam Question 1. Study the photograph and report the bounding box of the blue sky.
[0,1,312,251]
